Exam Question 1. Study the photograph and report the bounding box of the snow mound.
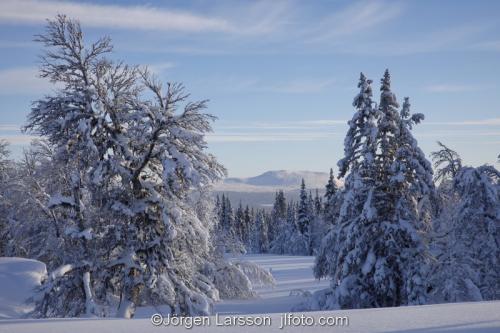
[0,257,47,319]
[234,260,276,287]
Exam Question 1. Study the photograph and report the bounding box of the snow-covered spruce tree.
[383,95,435,305]
[310,190,328,255]
[234,202,247,246]
[314,72,379,285]
[272,190,287,234]
[253,209,269,253]
[324,168,339,225]
[452,166,499,300]
[313,169,339,277]
[296,179,312,254]
[314,189,323,216]
[24,15,247,318]
[214,195,245,254]
[243,205,253,249]
[430,159,500,302]
[312,71,434,309]
[274,180,313,256]
[269,190,289,254]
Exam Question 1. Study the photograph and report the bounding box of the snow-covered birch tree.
[22,15,252,318]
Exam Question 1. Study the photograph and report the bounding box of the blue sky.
[0,0,499,177]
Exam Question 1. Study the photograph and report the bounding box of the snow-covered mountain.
[213,170,341,208]
[216,170,332,192]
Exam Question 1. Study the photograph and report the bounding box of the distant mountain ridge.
[213,170,341,208]
[218,170,331,192]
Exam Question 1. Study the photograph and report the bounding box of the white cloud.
[148,62,175,75]
[0,0,231,33]
[305,1,403,43]
[0,0,404,42]
[0,67,52,95]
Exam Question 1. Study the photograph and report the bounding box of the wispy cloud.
[424,84,484,93]
[0,0,487,58]
[0,0,405,51]
[306,0,403,43]
[0,0,232,33]
[0,0,299,37]
[148,62,175,75]
[0,67,52,95]
[424,118,500,126]
[218,0,295,36]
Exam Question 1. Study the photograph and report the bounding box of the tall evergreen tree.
[314,189,323,216]
[269,190,286,243]
[313,71,434,309]
[297,179,310,235]
[431,161,500,302]
[242,205,253,248]
[297,179,312,255]
[254,210,269,253]
[323,168,339,224]
[234,202,245,242]
[315,73,378,283]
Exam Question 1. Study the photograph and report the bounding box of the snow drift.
[0,257,46,319]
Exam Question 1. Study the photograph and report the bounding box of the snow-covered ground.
[215,254,329,315]
[0,257,46,319]
[1,255,499,332]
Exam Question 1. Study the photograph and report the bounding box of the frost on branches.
[430,143,499,302]
[311,71,435,310]
[19,15,253,318]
